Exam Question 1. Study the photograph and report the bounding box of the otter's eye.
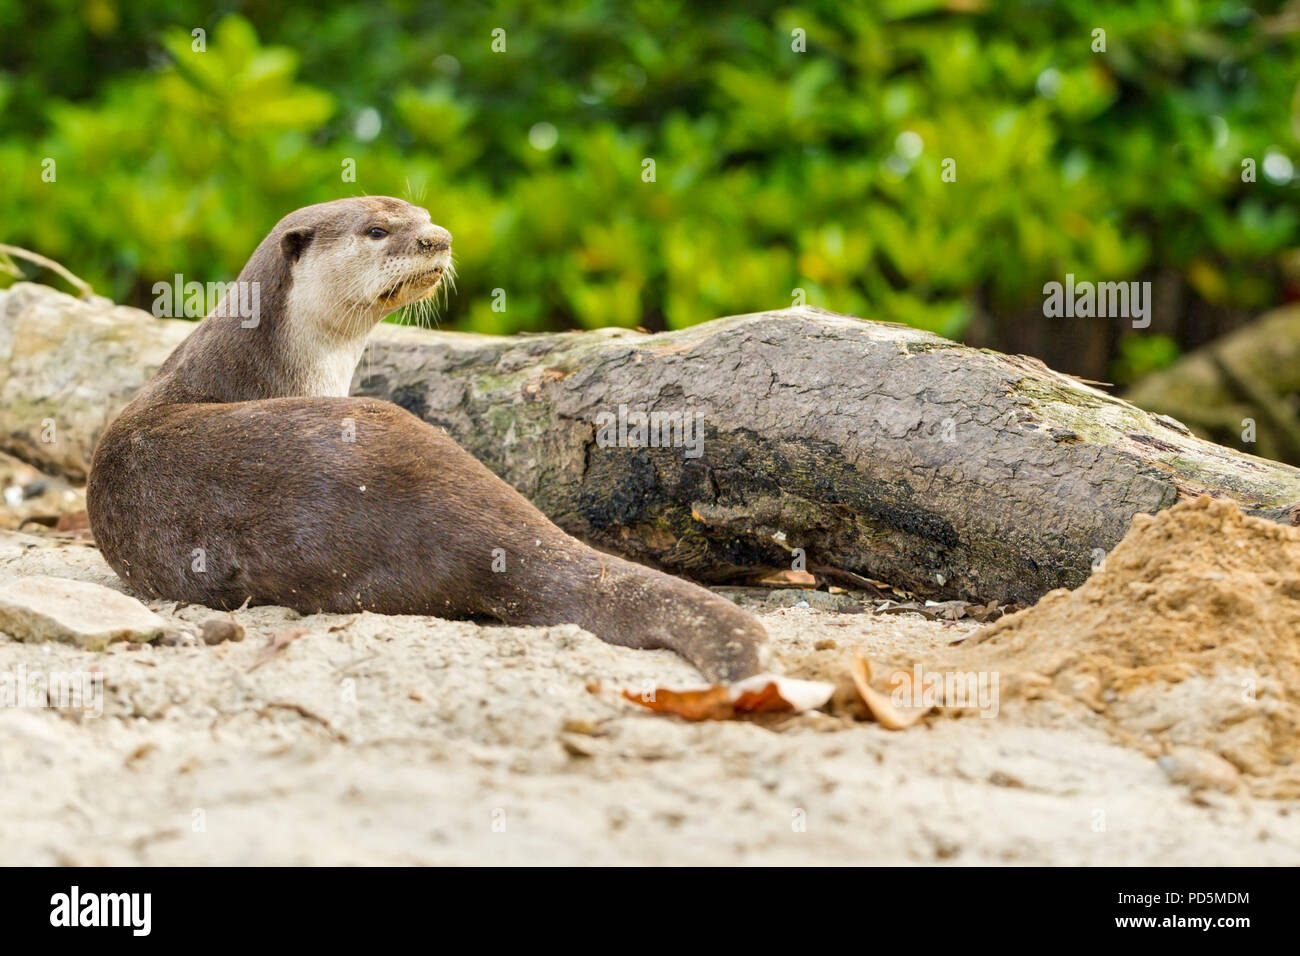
[367,227,389,239]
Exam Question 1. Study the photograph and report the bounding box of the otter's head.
[267,196,453,340]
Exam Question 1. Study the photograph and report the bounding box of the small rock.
[0,576,167,650]
[159,628,200,647]
[199,617,245,645]
[767,589,855,611]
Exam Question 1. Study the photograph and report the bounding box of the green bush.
[1,0,1297,351]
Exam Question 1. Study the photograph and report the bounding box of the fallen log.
[3,281,1298,604]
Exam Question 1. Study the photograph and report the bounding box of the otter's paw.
[687,619,767,683]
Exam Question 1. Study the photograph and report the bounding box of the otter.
[86,197,765,681]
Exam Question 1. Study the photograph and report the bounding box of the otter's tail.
[481,542,766,682]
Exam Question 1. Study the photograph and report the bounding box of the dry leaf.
[732,675,835,711]
[849,654,932,730]
[622,684,734,720]
[875,600,932,617]
[54,510,91,533]
[623,674,834,721]
[755,569,818,588]
[731,681,788,713]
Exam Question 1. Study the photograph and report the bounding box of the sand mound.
[953,496,1300,794]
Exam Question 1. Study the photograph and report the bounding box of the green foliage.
[1,0,1297,339]
[1110,332,1181,386]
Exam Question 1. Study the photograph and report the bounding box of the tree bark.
[4,281,1298,605]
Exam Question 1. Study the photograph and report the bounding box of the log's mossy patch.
[900,340,960,355]
[1010,376,1120,414]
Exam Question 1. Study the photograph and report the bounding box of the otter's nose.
[417,226,452,254]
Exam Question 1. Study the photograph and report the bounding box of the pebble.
[199,618,245,645]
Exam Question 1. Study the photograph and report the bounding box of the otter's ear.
[280,227,316,263]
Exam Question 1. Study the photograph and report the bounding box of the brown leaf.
[732,681,792,713]
[964,600,1003,623]
[929,600,969,621]
[875,600,932,617]
[734,675,836,711]
[849,654,932,730]
[622,685,735,720]
[755,569,818,588]
[809,566,896,600]
[623,674,834,721]
[54,510,91,532]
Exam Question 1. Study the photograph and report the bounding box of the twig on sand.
[259,701,349,743]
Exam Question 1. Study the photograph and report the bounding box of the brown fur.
[86,198,764,680]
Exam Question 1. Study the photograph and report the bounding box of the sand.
[952,496,1300,798]
[1,506,1298,865]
